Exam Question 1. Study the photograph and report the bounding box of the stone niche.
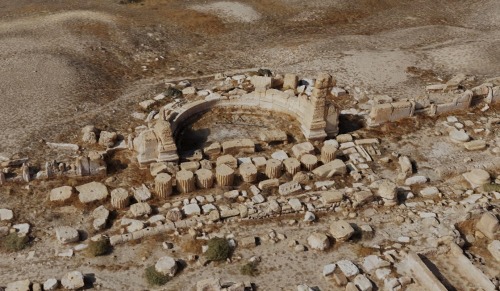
[133,72,340,165]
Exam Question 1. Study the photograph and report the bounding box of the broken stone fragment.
[449,129,470,143]
[0,208,13,221]
[61,271,85,290]
[330,220,355,242]
[182,203,201,216]
[336,260,359,277]
[487,240,500,261]
[130,202,152,218]
[132,184,151,202]
[476,212,499,240]
[292,142,315,158]
[320,190,343,204]
[76,182,109,204]
[43,278,59,291]
[377,180,397,205]
[463,169,490,188]
[55,226,79,244]
[155,256,178,276]
[420,186,439,197]
[307,232,330,251]
[49,186,73,202]
[405,176,427,186]
[6,280,30,291]
[398,155,412,179]
[98,131,118,147]
[464,140,486,150]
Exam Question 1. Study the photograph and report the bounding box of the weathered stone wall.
[134,72,339,165]
[368,90,473,126]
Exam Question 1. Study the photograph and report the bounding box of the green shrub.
[145,266,169,286]
[87,238,111,257]
[483,183,500,192]
[164,87,182,98]
[257,68,272,77]
[205,237,231,261]
[240,262,259,276]
[2,233,29,252]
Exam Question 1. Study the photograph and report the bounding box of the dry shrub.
[205,237,230,261]
[181,238,205,254]
[1,233,29,252]
[87,238,112,257]
[144,265,169,286]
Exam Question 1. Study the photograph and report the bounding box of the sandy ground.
[0,0,499,289]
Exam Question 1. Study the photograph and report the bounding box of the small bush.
[145,266,169,286]
[87,239,111,257]
[257,68,272,77]
[2,233,29,252]
[164,87,183,98]
[240,262,259,276]
[205,237,231,261]
[483,183,500,192]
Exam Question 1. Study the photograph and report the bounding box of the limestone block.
[278,181,301,195]
[320,191,343,204]
[258,178,279,190]
[463,169,490,188]
[487,240,500,261]
[6,280,30,291]
[204,142,221,157]
[464,140,487,150]
[180,161,200,172]
[476,212,499,240]
[56,226,79,244]
[292,142,315,158]
[312,159,346,178]
[337,260,359,277]
[251,76,272,93]
[314,72,334,89]
[61,271,85,290]
[132,184,151,202]
[130,202,152,217]
[283,74,298,91]
[222,139,255,155]
[76,182,108,204]
[0,209,13,221]
[155,256,178,276]
[50,186,73,202]
[98,131,117,147]
[216,155,238,169]
[330,220,355,241]
[307,232,330,250]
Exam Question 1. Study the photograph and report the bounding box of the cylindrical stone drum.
[155,173,173,198]
[321,144,337,163]
[195,168,214,189]
[283,158,301,175]
[111,188,130,209]
[265,159,282,179]
[176,170,195,193]
[239,163,257,183]
[300,154,318,171]
[216,164,234,186]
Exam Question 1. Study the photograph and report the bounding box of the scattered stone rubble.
[1,70,499,290]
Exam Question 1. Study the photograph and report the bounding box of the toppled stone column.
[239,163,257,183]
[195,169,214,189]
[300,154,318,171]
[111,188,130,209]
[216,164,234,186]
[176,170,196,193]
[283,158,301,175]
[321,144,337,163]
[155,173,173,198]
[265,159,282,179]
